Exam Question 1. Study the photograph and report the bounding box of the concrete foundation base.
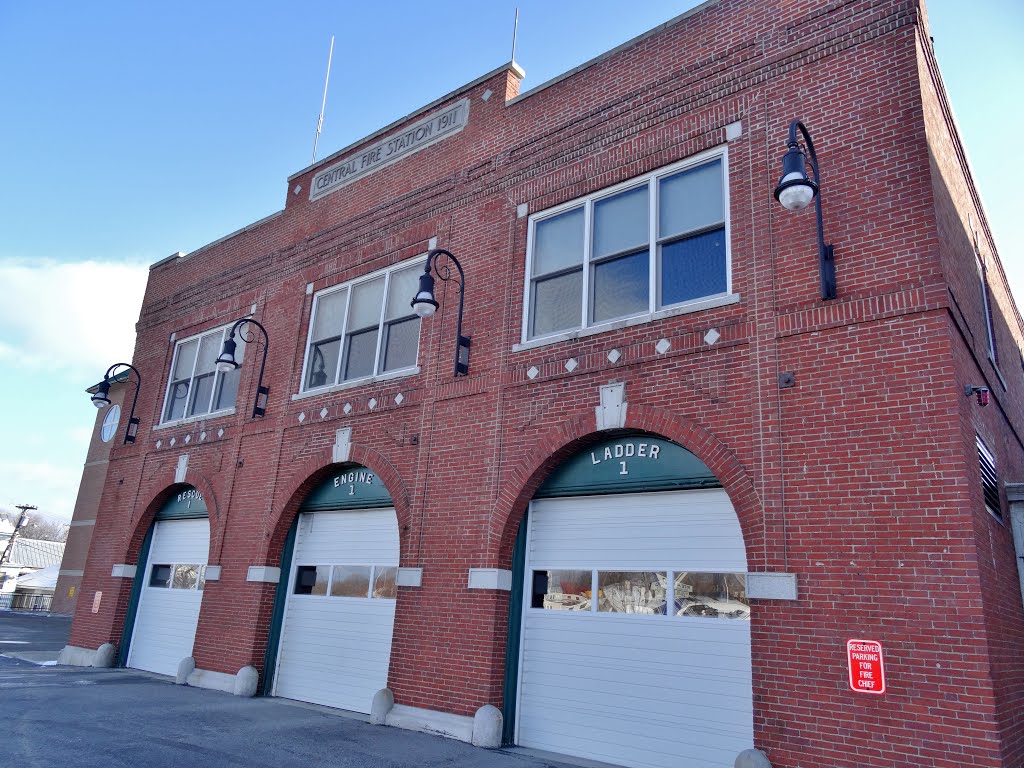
[57,643,115,668]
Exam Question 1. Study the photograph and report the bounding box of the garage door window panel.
[330,565,372,597]
[597,571,667,615]
[294,565,331,595]
[525,150,729,342]
[372,566,398,599]
[531,569,593,610]
[149,564,172,588]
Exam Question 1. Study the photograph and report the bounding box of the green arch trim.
[156,485,208,519]
[535,436,720,498]
[299,464,393,511]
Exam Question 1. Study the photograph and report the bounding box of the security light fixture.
[774,119,836,301]
[965,385,990,407]
[91,379,111,408]
[90,363,142,445]
[217,318,271,418]
[410,248,471,376]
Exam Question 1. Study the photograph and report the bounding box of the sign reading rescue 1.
[310,98,470,201]
[847,639,886,694]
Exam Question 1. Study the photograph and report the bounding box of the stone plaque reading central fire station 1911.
[309,98,470,201]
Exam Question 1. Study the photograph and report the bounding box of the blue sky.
[0,0,1021,521]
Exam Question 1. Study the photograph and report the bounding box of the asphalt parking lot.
[0,612,574,768]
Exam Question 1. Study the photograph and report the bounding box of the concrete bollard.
[92,643,116,668]
[471,704,502,748]
[735,748,772,768]
[370,688,395,725]
[176,657,196,685]
[234,666,259,697]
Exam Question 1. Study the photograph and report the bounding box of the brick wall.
[68,1,1024,765]
[53,383,125,614]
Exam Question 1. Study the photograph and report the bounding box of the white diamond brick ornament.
[169,437,176,447]
[565,358,578,372]
[343,403,353,415]
[394,393,404,406]
[607,349,621,363]
[368,398,377,410]
[298,412,306,423]
[199,431,206,442]
[320,407,329,419]
[217,428,224,438]
[481,88,493,102]
[184,434,191,444]
[155,440,162,449]
[704,328,721,345]
[527,366,539,380]
[656,338,671,354]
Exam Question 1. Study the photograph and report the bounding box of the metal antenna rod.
[312,35,335,164]
[511,8,519,63]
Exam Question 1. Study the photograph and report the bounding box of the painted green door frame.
[260,518,297,696]
[117,524,154,667]
[502,511,528,746]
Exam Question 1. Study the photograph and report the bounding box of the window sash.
[161,325,242,423]
[301,261,421,392]
[525,149,729,341]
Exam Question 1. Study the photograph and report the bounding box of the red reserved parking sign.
[847,639,886,694]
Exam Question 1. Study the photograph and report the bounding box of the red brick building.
[64,1,1024,766]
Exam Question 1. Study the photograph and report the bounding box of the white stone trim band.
[746,573,798,600]
[467,568,512,591]
[246,566,281,583]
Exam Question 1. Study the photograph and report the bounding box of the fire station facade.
[65,1,1024,766]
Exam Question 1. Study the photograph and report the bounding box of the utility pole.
[0,504,36,567]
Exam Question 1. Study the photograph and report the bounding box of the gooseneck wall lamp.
[216,318,271,418]
[773,119,837,301]
[90,363,142,445]
[410,248,471,376]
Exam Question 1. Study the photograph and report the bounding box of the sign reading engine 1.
[310,98,470,201]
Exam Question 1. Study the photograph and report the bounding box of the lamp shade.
[774,142,818,211]
[216,335,239,372]
[411,271,439,318]
[91,379,111,409]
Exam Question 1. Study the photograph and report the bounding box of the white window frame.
[298,256,423,395]
[520,145,732,345]
[159,322,242,426]
[977,256,999,366]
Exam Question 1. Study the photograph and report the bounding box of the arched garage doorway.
[121,485,210,676]
[505,435,754,768]
[264,464,400,714]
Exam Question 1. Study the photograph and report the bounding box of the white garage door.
[128,517,210,676]
[273,508,399,713]
[517,490,753,768]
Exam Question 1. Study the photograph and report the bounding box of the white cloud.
[0,461,82,520]
[0,258,148,375]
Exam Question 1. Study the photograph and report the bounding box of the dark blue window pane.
[660,228,726,307]
[592,250,649,323]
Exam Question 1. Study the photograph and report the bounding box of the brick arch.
[264,443,413,564]
[490,404,765,568]
[125,472,220,565]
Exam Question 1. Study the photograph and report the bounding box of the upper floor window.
[161,324,245,423]
[523,149,729,342]
[978,258,999,366]
[301,259,422,392]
